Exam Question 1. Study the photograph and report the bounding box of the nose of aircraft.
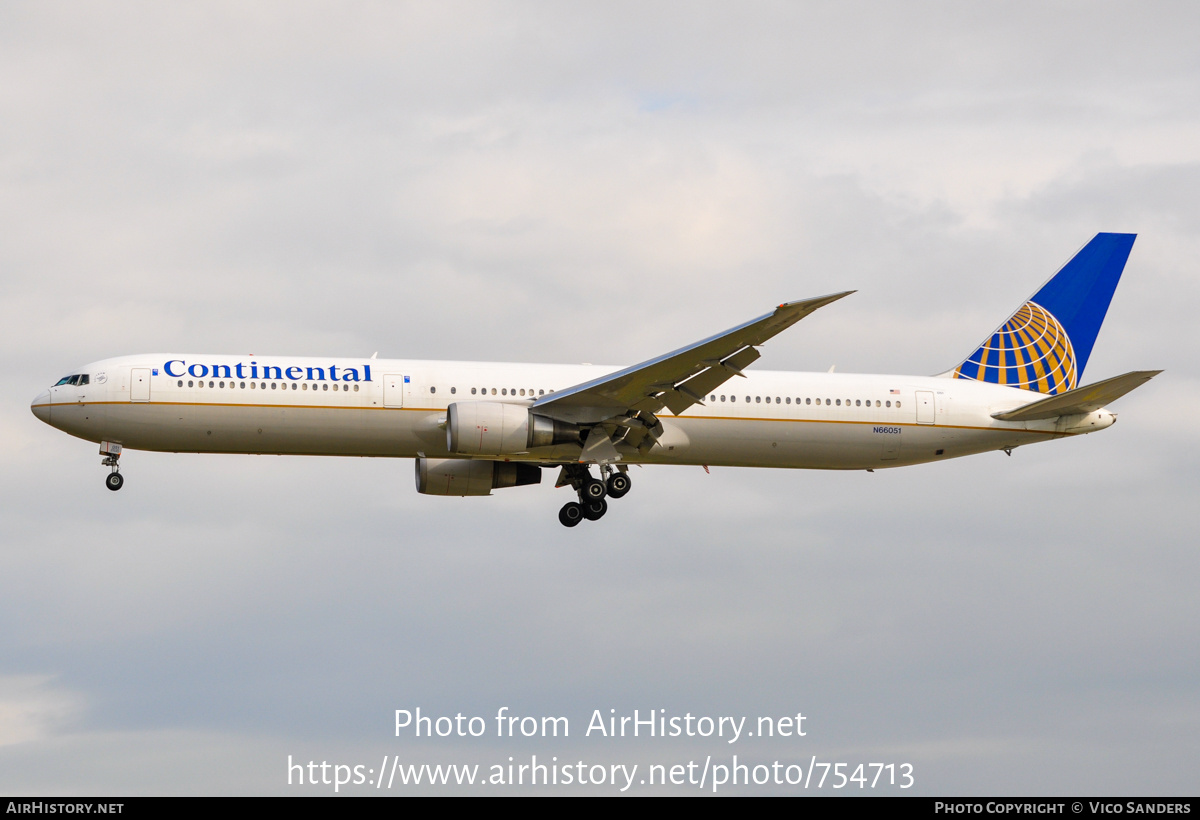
[31,390,51,423]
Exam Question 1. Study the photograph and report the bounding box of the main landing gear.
[557,464,632,527]
[100,441,124,491]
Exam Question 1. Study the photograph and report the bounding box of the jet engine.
[446,401,579,456]
[414,457,542,496]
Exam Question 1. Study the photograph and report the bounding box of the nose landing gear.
[100,441,124,491]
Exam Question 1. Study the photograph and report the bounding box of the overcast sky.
[2,2,1198,795]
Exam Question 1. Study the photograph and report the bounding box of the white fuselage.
[30,354,1116,470]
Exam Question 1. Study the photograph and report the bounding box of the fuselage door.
[915,390,935,424]
[384,374,405,408]
[131,368,151,402]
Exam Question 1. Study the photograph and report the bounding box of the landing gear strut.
[557,464,631,526]
[100,441,124,491]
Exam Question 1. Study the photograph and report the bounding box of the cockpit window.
[54,375,86,386]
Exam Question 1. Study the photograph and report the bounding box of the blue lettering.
[169,360,370,382]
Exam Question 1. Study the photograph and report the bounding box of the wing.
[990,369,1162,421]
[531,292,853,460]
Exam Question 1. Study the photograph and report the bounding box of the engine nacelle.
[446,402,579,455]
[414,457,542,496]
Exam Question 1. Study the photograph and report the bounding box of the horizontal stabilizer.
[992,370,1162,421]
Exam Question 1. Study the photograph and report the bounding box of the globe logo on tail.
[953,301,1077,395]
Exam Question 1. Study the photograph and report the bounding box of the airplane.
[31,233,1159,527]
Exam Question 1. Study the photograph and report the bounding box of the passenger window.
[240,382,246,389]
[502,388,507,396]
[354,385,359,392]
[323,384,328,391]
[786,397,791,404]
[451,387,456,394]
[430,386,436,394]
[491,388,497,395]
[471,388,477,395]
[896,401,901,408]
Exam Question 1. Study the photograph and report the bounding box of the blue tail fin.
[949,233,1136,394]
